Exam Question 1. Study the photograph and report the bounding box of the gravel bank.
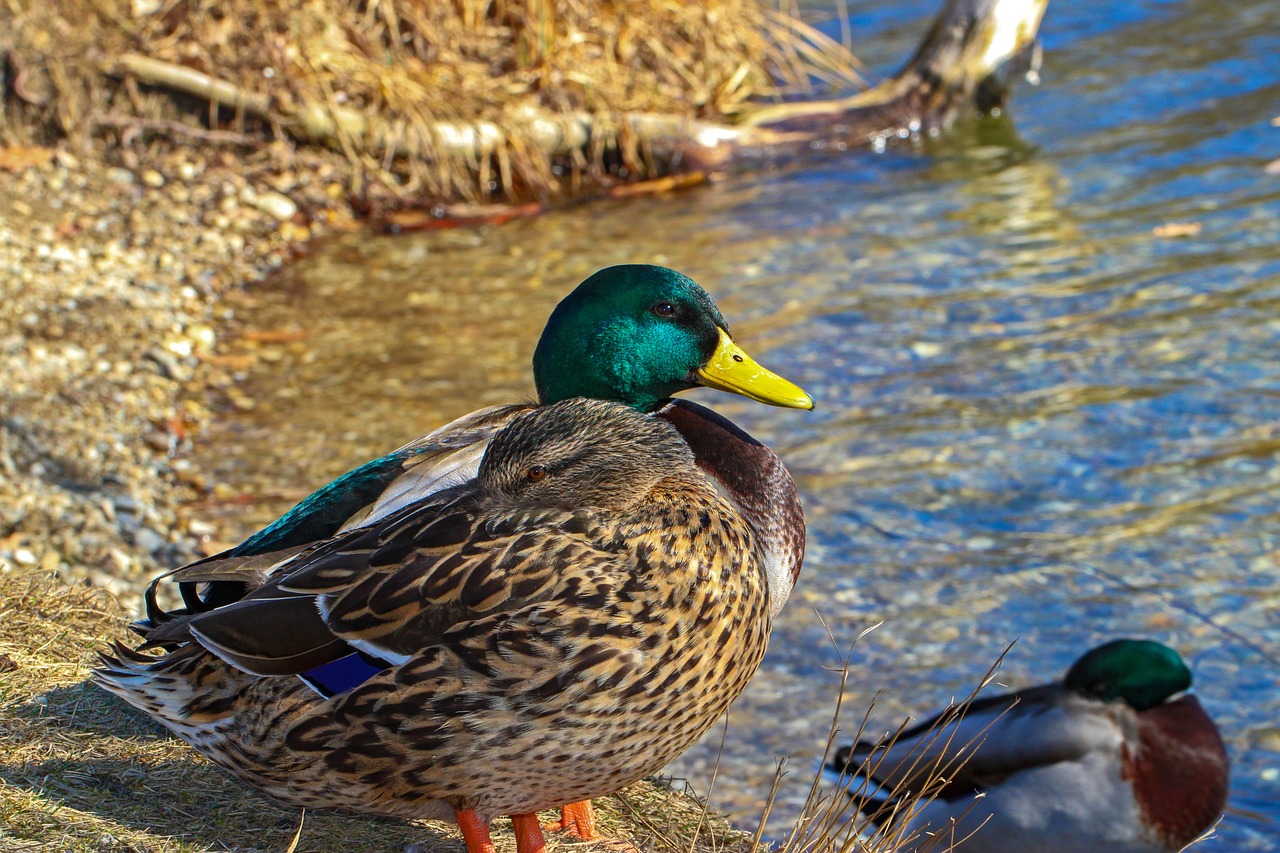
[0,144,348,604]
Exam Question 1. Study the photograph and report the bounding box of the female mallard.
[132,263,810,841]
[98,398,772,853]
[825,639,1230,852]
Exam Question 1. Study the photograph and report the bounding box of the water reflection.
[196,0,1280,848]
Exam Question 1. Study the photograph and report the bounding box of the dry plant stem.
[89,113,258,146]
[773,639,1016,853]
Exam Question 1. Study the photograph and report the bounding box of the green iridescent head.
[533,264,812,414]
[1064,639,1193,712]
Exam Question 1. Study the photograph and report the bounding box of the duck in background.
[120,264,813,848]
[826,639,1229,853]
[99,398,775,853]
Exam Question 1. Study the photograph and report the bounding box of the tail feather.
[93,640,250,736]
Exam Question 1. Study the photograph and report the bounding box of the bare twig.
[89,113,258,146]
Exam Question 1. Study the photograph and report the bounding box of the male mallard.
[825,639,1230,852]
[97,398,772,853]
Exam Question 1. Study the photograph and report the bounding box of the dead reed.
[1,0,864,202]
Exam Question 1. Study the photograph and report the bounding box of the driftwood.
[106,0,1046,188]
[744,0,1047,132]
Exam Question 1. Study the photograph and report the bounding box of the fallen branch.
[742,0,1048,133]
[109,53,735,159]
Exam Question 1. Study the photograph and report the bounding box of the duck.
[824,639,1230,853]
[97,398,772,853]
[147,263,810,622]
[115,264,812,848]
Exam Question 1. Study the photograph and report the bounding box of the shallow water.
[197,0,1279,847]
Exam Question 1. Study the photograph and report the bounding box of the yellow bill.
[695,328,814,410]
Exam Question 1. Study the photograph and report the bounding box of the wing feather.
[135,404,528,643]
[184,489,619,675]
[836,685,1123,797]
[185,596,350,675]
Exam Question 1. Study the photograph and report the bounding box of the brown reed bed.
[0,0,864,204]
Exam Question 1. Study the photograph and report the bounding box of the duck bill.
[694,328,814,410]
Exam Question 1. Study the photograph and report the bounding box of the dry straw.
[0,0,865,201]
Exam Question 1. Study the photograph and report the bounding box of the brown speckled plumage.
[96,398,770,829]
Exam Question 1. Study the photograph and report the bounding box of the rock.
[250,191,298,221]
[132,526,167,555]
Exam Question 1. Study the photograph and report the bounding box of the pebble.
[251,191,298,221]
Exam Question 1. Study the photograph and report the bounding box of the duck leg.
[455,808,498,853]
[544,800,598,840]
[511,813,549,853]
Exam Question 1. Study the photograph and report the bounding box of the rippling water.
[197,0,1280,847]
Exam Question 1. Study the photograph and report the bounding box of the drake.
[118,264,811,847]
[825,639,1230,852]
[97,398,772,853]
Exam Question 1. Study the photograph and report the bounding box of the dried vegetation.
[0,0,864,202]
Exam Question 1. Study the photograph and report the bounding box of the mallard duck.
[825,639,1230,853]
[130,263,810,843]
[151,263,809,618]
[97,398,772,853]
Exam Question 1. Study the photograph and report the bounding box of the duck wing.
[832,684,1121,798]
[136,404,531,639]
[179,490,625,682]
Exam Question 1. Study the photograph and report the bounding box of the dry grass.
[0,0,864,202]
[749,630,1001,853]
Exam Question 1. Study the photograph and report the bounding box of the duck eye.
[652,301,676,318]
[526,465,547,482]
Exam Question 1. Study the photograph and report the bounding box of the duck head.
[479,398,696,512]
[533,265,813,413]
[1064,639,1194,711]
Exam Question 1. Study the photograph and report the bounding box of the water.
[197,0,1280,847]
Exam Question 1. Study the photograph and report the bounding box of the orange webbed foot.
[457,810,549,853]
[543,800,597,841]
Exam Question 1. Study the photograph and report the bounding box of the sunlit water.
[196,0,1280,847]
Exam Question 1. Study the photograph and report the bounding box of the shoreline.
[0,142,352,603]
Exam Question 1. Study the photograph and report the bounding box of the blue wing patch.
[299,652,392,698]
